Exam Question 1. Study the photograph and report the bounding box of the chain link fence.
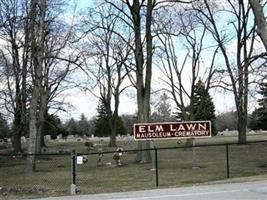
[0,153,70,197]
[0,141,267,198]
[73,141,267,194]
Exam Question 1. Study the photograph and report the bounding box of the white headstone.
[67,135,75,141]
[57,134,63,140]
[67,135,71,139]
[21,136,27,143]
[45,135,51,141]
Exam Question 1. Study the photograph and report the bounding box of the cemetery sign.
[134,121,211,140]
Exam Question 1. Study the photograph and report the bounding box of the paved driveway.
[29,180,267,200]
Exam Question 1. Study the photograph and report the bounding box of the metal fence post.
[226,144,230,178]
[71,150,77,195]
[154,147,159,187]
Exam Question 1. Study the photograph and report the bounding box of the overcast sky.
[56,0,261,121]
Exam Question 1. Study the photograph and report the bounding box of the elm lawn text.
[134,121,211,140]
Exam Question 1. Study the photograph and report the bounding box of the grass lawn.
[0,134,267,199]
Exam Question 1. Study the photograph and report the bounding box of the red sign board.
[134,121,211,140]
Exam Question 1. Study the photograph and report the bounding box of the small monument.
[97,152,104,167]
[21,136,27,143]
[45,135,51,142]
[113,147,123,166]
[67,135,75,141]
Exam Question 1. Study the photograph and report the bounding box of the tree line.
[0,0,266,170]
[2,85,266,140]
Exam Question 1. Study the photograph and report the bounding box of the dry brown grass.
[0,134,267,199]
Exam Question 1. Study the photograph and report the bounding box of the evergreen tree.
[121,114,138,135]
[251,82,267,130]
[78,114,91,137]
[43,114,67,139]
[257,82,267,129]
[116,117,126,136]
[0,114,9,139]
[94,99,110,137]
[94,99,126,137]
[65,118,79,136]
[192,80,217,135]
[249,110,259,130]
[176,80,217,135]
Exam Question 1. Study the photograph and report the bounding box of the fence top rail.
[0,152,71,156]
[0,140,266,156]
[75,140,267,156]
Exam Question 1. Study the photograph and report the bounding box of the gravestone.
[113,147,123,166]
[57,134,63,140]
[45,135,51,142]
[67,135,75,141]
[21,136,27,143]
[97,153,104,167]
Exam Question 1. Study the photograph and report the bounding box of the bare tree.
[35,2,80,153]
[105,0,197,162]
[151,92,173,122]
[27,0,75,169]
[194,0,266,143]
[103,0,158,162]
[155,7,218,121]
[0,0,80,158]
[0,0,31,153]
[249,0,267,50]
[81,3,132,147]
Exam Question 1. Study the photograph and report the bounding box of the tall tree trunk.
[40,107,49,150]
[109,62,123,147]
[135,0,154,163]
[27,0,46,172]
[12,119,22,153]
[136,97,152,162]
[11,44,24,153]
[109,123,117,147]
[12,91,22,153]
[36,110,45,154]
[21,17,29,151]
[108,111,117,147]
[237,111,247,144]
[27,85,39,172]
[12,135,22,152]
[36,92,48,153]
[249,0,267,51]
[132,0,147,161]
[11,132,22,153]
